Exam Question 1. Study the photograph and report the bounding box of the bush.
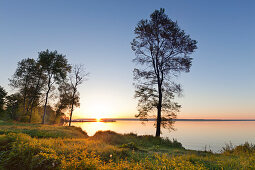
[222,142,255,154]
[120,142,139,150]
[91,130,183,149]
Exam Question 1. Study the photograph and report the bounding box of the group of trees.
[0,50,87,125]
[1,8,196,137]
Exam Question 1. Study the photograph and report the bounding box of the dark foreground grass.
[0,121,255,169]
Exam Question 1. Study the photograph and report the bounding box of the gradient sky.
[0,0,254,119]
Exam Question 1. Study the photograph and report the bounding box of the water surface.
[72,120,255,152]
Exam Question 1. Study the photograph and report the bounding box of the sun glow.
[74,92,137,119]
[85,99,115,119]
[96,115,102,122]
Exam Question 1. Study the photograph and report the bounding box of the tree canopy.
[38,50,71,124]
[4,50,86,124]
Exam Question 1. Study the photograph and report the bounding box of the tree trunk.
[42,90,49,124]
[68,103,74,126]
[23,90,27,115]
[69,90,76,126]
[23,78,28,115]
[23,97,26,115]
[27,98,34,123]
[42,76,51,124]
[29,106,33,123]
[156,86,162,137]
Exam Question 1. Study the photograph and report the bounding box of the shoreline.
[72,118,255,122]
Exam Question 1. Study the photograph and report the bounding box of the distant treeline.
[0,50,88,125]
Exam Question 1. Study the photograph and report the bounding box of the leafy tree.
[131,8,197,137]
[0,85,7,112]
[9,58,46,122]
[9,58,37,115]
[38,50,71,124]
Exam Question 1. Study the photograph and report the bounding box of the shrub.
[120,142,139,151]
[222,142,255,154]
[92,130,183,149]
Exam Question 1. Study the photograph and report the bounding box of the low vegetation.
[0,121,255,169]
[0,121,88,138]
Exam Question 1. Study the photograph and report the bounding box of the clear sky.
[0,0,254,119]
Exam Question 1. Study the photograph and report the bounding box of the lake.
[72,120,255,153]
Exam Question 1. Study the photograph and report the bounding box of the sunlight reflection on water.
[72,121,255,153]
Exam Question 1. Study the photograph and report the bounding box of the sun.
[95,114,102,122]
[86,101,111,121]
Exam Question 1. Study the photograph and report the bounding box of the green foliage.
[7,50,73,125]
[9,58,45,122]
[38,50,71,82]
[5,50,87,126]
[120,142,139,150]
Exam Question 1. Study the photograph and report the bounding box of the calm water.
[72,120,255,153]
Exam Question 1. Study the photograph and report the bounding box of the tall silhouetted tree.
[0,86,7,112]
[68,65,88,126]
[131,8,197,137]
[38,50,71,124]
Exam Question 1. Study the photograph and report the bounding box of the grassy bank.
[0,121,254,169]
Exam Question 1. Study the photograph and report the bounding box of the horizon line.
[73,118,255,121]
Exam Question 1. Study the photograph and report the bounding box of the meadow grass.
[0,121,254,169]
[0,121,88,138]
